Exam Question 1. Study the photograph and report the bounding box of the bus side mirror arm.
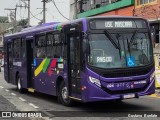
[81,55,86,70]
[81,39,87,70]
[82,39,87,53]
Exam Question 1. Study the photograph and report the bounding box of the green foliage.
[0,17,9,23]
[18,19,28,26]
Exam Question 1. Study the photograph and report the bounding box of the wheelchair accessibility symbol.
[127,56,135,67]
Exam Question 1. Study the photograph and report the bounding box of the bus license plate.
[123,94,135,99]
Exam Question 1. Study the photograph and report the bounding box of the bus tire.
[58,81,73,106]
[17,74,25,93]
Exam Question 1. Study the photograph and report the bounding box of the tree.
[18,19,28,27]
[0,17,9,23]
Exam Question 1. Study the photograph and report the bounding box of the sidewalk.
[156,89,160,93]
[155,89,160,98]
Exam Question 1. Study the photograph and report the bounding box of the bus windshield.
[88,32,153,69]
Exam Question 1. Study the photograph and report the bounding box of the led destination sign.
[105,21,133,28]
[90,19,147,29]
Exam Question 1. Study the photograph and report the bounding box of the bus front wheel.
[17,74,25,93]
[58,81,73,106]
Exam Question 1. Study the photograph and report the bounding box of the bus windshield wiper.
[104,30,121,59]
[104,30,120,49]
[116,34,122,59]
[130,30,138,45]
[126,37,131,57]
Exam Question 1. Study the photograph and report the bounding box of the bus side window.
[54,46,62,58]
[54,34,62,58]
[21,39,26,58]
[37,48,46,58]
[8,42,13,65]
[46,33,62,58]
[46,33,54,58]
[13,38,21,59]
[61,33,67,59]
[36,35,46,58]
[63,44,67,59]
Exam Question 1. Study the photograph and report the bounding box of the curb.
[155,89,160,93]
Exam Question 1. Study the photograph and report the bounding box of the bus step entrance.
[27,88,35,93]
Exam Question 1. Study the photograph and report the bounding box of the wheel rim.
[17,78,21,90]
[62,87,68,100]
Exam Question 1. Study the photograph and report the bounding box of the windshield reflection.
[88,32,152,69]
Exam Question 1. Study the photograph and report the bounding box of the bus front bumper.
[83,78,155,102]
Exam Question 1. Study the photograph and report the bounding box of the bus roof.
[5,18,86,39]
[4,16,146,39]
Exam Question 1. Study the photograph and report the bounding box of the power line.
[7,0,19,10]
[51,0,70,21]
[0,11,43,35]
[46,10,55,20]
[16,4,27,18]
[16,8,24,20]
[19,0,31,26]
[30,11,43,21]
[23,7,27,19]
[4,8,17,22]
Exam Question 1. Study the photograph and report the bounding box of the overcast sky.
[0,0,70,25]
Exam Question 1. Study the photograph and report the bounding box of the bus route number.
[97,57,112,63]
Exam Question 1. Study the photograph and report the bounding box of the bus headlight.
[150,72,155,82]
[89,76,101,87]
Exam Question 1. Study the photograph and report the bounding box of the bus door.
[26,39,34,88]
[67,31,81,98]
[4,41,8,82]
[7,42,13,83]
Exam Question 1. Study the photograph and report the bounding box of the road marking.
[28,103,39,109]
[0,86,4,88]
[19,97,26,102]
[5,89,9,92]
[149,94,160,99]
[11,93,16,96]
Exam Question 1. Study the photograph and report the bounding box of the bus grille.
[102,69,150,78]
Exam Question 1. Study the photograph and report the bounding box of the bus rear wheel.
[58,81,73,106]
[17,74,25,93]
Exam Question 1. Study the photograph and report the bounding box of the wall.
[135,0,160,20]
[69,0,76,19]
[134,0,160,52]
[97,6,134,16]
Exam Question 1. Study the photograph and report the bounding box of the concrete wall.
[69,0,76,19]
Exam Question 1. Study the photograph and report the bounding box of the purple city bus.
[4,16,155,106]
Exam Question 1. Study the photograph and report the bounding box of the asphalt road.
[0,68,160,120]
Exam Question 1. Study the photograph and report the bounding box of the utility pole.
[75,0,78,19]
[43,0,46,23]
[4,8,17,22]
[41,0,51,24]
[42,0,46,23]
[28,0,30,26]
[20,0,31,26]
